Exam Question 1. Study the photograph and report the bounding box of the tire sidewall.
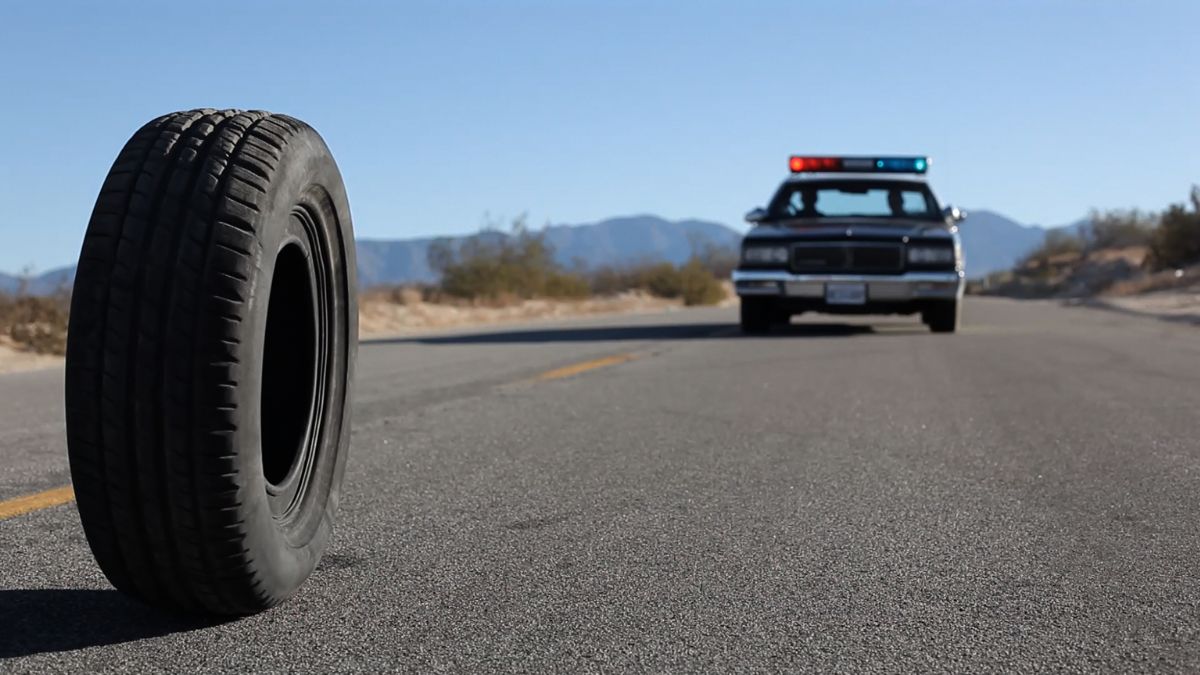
[230,125,357,599]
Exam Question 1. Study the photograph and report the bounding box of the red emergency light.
[788,156,841,173]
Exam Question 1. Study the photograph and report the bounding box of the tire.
[740,297,773,334]
[923,300,960,334]
[65,109,357,615]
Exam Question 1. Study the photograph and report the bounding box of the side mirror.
[745,207,768,224]
[942,205,966,223]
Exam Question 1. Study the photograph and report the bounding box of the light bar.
[789,155,929,174]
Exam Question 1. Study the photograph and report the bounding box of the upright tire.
[65,110,357,615]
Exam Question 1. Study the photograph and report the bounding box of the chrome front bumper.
[731,270,965,301]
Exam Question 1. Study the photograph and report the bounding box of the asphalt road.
[2,297,1199,672]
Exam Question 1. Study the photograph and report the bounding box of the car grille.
[790,242,903,274]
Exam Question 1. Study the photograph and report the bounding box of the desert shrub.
[0,288,70,355]
[587,262,677,296]
[678,259,727,306]
[587,266,631,296]
[585,259,725,305]
[427,218,590,300]
[687,235,739,279]
[423,216,728,306]
[1083,209,1156,250]
[1020,229,1085,269]
[542,271,591,299]
[362,285,425,306]
[1148,187,1200,270]
[634,262,684,298]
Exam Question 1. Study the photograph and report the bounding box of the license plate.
[825,282,867,305]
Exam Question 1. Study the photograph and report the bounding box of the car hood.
[746,218,954,242]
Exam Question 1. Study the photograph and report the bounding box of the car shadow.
[363,321,907,346]
[0,589,223,658]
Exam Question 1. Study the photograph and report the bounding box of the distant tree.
[426,238,455,276]
[1020,228,1085,270]
[428,216,590,300]
[15,264,35,296]
[1083,208,1157,250]
[1148,186,1200,270]
[687,233,739,279]
[635,262,684,298]
[0,267,70,355]
[678,258,727,306]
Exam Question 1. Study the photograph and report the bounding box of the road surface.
[2,297,1199,672]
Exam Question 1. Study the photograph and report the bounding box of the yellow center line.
[532,353,637,382]
[0,485,75,521]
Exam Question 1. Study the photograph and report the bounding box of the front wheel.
[740,298,774,334]
[922,300,960,334]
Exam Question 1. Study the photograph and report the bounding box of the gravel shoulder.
[1086,287,1200,325]
[0,338,62,375]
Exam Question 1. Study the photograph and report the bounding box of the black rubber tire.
[740,298,773,334]
[923,300,960,334]
[64,109,357,615]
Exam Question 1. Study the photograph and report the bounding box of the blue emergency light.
[789,156,929,174]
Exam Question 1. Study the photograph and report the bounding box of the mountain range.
[356,216,742,287]
[1,210,1061,294]
[0,266,75,296]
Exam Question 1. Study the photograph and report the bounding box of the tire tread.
[65,109,309,614]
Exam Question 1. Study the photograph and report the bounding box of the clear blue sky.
[2,0,1198,273]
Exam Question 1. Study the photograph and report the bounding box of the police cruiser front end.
[732,155,966,334]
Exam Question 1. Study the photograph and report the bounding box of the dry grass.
[0,337,64,374]
[983,246,1156,299]
[1096,286,1200,321]
[1104,263,1200,296]
[359,283,735,338]
[1089,246,1149,266]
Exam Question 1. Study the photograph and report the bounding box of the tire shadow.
[0,589,223,658]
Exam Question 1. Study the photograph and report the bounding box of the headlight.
[742,246,789,264]
[907,246,956,264]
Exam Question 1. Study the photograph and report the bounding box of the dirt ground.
[358,287,737,339]
[1094,287,1200,322]
[0,337,63,375]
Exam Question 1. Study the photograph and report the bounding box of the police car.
[732,155,966,333]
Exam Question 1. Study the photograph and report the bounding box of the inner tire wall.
[65,109,357,615]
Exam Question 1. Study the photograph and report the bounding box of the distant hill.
[0,266,74,295]
[541,216,742,270]
[958,209,1049,278]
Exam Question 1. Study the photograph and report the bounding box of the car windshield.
[768,180,941,220]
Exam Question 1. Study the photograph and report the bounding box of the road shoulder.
[0,341,62,375]
[1072,289,1200,326]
